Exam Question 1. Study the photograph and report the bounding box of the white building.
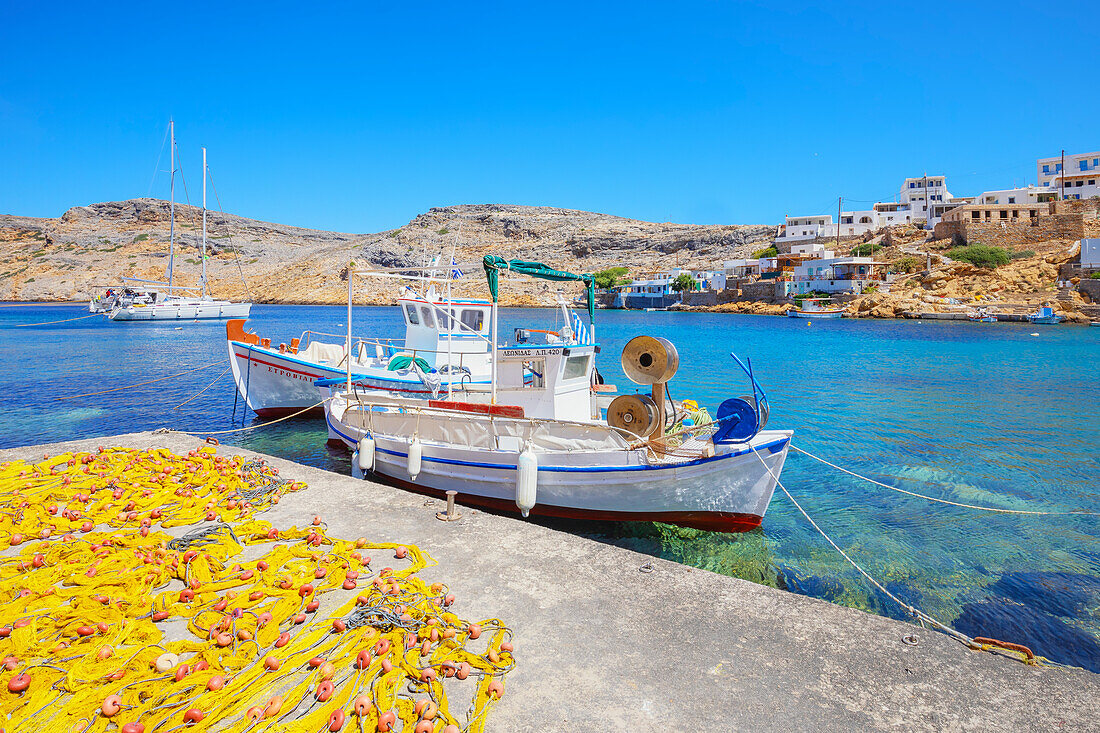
[776,175,961,244]
[1037,151,1100,200]
[722,258,761,280]
[975,186,1056,206]
[791,256,885,295]
[1081,239,1100,270]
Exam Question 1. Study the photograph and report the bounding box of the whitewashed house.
[791,256,885,295]
[1038,151,1100,200]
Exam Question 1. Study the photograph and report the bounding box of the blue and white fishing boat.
[322,257,793,533]
[787,297,845,319]
[1027,305,1063,325]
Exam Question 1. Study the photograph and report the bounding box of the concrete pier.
[3,431,1097,731]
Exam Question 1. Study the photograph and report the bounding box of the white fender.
[407,437,422,480]
[357,435,375,472]
[374,343,384,360]
[516,446,538,517]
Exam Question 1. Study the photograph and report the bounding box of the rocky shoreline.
[1,199,1096,322]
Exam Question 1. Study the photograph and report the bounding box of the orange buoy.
[342,579,357,590]
[206,675,225,691]
[319,661,336,680]
[7,673,31,694]
[314,679,335,702]
[376,711,397,732]
[298,583,314,597]
[487,680,504,699]
[263,656,281,672]
[101,694,122,717]
[263,696,283,717]
[354,695,372,717]
[174,665,190,682]
[308,657,325,668]
[456,662,471,680]
[356,649,371,669]
[467,623,481,640]
[306,600,320,613]
[501,641,514,653]
[121,723,145,733]
[414,721,432,733]
[394,546,408,559]
[183,709,204,724]
[332,619,347,633]
[328,709,346,731]
[374,638,390,656]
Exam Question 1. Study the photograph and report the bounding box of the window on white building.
[1043,165,1050,173]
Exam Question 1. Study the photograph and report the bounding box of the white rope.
[749,444,974,646]
[791,444,1100,517]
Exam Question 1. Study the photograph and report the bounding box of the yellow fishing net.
[0,447,513,732]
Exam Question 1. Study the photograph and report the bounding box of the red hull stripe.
[378,473,763,533]
[231,347,434,394]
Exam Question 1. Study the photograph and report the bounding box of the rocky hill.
[0,200,776,305]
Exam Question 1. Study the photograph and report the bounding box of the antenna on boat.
[201,146,207,299]
[346,261,353,395]
[167,118,176,290]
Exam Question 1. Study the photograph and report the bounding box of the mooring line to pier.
[11,312,102,327]
[173,365,232,410]
[54,360,227,401]
[183,397,331,438]
[749,444,1051,666]
[790,444,1100,517]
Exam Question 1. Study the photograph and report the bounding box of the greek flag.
[450,258,464,279]
[570,311,591,344]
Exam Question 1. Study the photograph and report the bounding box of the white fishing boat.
[1027,305,1063,325]
[967,308,997,323]
[787,297,845,319]
[322,257,793,533]
[227,264,595,416]
[96,123,252,321]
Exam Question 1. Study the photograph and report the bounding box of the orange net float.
[0,447,514,732]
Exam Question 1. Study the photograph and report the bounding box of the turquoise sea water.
[2,303,1098,670]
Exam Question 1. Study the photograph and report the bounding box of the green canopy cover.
[482,256,596,320]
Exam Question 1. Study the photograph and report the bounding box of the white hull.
[326,400,792,533]
[787,309,844,319]
[1027,316,1062,325]
[110,300,251,321]
[228,342,489,417]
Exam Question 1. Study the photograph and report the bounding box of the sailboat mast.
[168,120,176,289]
[201,147,208,298]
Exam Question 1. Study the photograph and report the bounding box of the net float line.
[0,447,514,732]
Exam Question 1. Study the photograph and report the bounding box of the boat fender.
[357,436,375,472]
[516,445,537,517]
[408,437,422,480]
[374,343,384,360]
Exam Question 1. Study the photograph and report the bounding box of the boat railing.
[297,331,482,372]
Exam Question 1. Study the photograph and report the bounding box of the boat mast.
[168,119,176,289]
[201,146,208,298]
[346,264,353,394]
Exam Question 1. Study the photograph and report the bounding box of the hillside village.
[1,151,1098,321]
[610,150,1100,322]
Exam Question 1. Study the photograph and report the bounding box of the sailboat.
[94,121,252,321]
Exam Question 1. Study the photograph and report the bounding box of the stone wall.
[1078,278,1100,303]
[1049,197,1100,219]
[740,281,779,302]
[933,214,1084,249]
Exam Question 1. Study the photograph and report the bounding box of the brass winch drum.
[621,336,679,385]
[606,394,660,438]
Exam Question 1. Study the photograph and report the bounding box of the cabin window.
[562,354,590,380]
[420,306,435,328]
[437,308,453,330]
[404,303,419,325]
[523,359,545,388]
[460,309,484,332]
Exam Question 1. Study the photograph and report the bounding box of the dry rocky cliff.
[0,200,774,306]
[1,199,1094,320]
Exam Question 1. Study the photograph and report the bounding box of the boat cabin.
[396,295,493,373]
[494,343,597,422]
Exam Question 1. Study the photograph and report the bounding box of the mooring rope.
[55,361,226,401]
[11,313,102,327]
[184,398,331,438]
[748,444,1064,668]
[173,365,232,411]
[791,444,1100,517]
[749,445,978,645]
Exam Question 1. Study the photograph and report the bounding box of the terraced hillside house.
[1038,151,1100,200]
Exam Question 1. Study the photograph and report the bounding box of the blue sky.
[2,1,1097,233]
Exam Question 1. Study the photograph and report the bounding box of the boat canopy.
[482,256,595,320]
